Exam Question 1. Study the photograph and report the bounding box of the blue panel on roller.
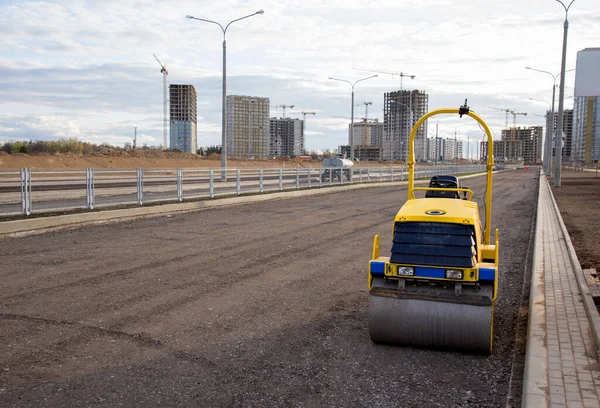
[479,267,495,281]
[415,266,445,279]
[370,261,385,275]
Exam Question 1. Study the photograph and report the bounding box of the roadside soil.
[550,170,600,272]
[0,170,538,407]
[0,152,389,171]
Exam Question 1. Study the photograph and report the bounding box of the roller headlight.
[445,269,463,279]
[398,266,414,276]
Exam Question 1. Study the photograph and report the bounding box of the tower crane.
[488,107,528,130]
[354,68,415,89]
[356,102,372,122]
[153,54,168,150]
[275,104,295,118]
[488,106,511,129]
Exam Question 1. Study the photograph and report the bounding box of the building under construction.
[480,126,543,163]
[226,95,270,159]
[383,90,428,162]
[339,145,383,162]
[546,109,574,161]
[169,84,197,153]
[269,118,304,157]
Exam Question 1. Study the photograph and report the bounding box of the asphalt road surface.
[0,169,539,407]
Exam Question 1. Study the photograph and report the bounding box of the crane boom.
[354,67,415,89]
[154,54,168,150]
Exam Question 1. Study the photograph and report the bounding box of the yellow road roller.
[368,103,499,354]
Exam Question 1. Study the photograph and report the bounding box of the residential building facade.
[226,95,270,159]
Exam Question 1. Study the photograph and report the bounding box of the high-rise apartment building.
[350,119,384,146]
[426,138,463,162]
[346,119,384,161]
[169,85,197,153]
[383,90,428,162]
[573,96,600,165]
[573,48,600,165]
[226,95,270,159]
[269,118,304,157]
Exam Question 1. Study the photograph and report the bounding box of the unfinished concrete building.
[169,84,197,153]
[347,119,384,160]
[269,118,304,157]
[226,95,270,159]
[500,126,543,163]
[546,109,574,161]
[339,145,383,162]
[383,90,428,162]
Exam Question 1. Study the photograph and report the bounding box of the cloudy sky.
[0,0,598,155]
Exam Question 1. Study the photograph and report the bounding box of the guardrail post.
[307,167,312,189]
[86,168,95,209]
[259,168,264,193]
[296,167,300,190]
[318,168,322,187]
[137,168,144,205]
[359,168,363,183]
[209,168,214,198]
[236,168,241,195]
[380,168,383,181]
[391,166,394,181]
[20,168,31,215]
[279,168,283,191]
[177,168,183,202]
[340,167,344,185]
[329,167,333,186]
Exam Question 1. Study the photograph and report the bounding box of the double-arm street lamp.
[329,75,378,161]
[525,66,574,175]
[186,10,264,181]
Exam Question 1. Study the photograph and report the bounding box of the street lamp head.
[256,10,265,14]
[186,15,194,19]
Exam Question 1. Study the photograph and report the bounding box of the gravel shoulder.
[0,170,538,407]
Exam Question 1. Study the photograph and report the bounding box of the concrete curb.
[522,168,549,408]
[0,172,493,237]
[546,175,600,358]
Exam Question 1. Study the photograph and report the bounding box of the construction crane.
[488,107,511,129]
[356,102,372,122]
[275,104,295,118]
[510,110,527,128]
[153,54,168,150]
[488,107,528,129]
[354,68,415,89]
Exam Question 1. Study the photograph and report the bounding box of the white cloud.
[0,0,598,150]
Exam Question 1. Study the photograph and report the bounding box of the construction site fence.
[0,165,486,217]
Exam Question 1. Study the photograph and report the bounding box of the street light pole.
[526,67,559,174]
[554,0,575,187]
[187,10,264,181]
[329,75,377,161]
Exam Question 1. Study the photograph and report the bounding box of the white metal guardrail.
[0,165,486,216]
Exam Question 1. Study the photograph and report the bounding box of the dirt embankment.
[551,170,600,271]
[0,151,393,170]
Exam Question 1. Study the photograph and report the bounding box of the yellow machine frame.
[369,107,499,299]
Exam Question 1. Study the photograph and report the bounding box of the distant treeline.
[0,138,116,155]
